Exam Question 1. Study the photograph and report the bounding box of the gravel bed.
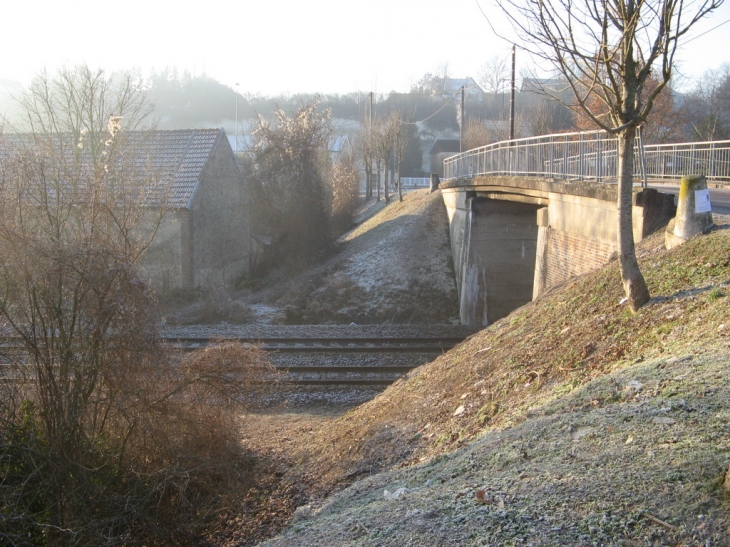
[161,323,478,340]
[164,324,476,409]
[258,385,386,408]
[267,352,438,369]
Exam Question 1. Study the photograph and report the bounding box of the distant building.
[442,77,485,100]
[328,135,353,162]
[429,138,461,176]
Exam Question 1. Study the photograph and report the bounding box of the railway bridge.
[440,131,729,326]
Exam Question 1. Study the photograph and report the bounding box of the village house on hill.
[442,77,485,100]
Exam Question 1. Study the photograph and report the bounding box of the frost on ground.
[244,221,730,547]
[258,350,730,547]
[162,189,460,326]
[271,190,460,324]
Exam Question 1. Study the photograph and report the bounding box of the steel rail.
[1,335,468,387]
[165,336,464,353]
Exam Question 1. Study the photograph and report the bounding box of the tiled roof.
[123,129,224,208]
[0,128,226,209]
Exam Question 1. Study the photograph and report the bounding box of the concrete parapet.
[665,175,714,249]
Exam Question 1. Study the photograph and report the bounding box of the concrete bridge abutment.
[442,176,675,327]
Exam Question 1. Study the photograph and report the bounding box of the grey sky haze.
[2,0,729,95]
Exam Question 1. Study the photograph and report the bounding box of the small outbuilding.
[429,138,461,176]
[0,127,252,292]
[136,128,252,291]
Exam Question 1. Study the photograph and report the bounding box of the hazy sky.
[2,0,730,95]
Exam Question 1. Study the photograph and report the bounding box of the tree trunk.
[384,163,390,203]
[617,126,650,311]
[365,165,372,199]
[376,168,381,201]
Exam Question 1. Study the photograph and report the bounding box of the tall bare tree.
[391,111,414,202]
[495,0,723,311]
[682,64,730,141]
[330,153,360,233]
[372,116,395,203]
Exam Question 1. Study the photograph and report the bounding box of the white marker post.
[665,175,714,249]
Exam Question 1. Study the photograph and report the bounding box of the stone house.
[0,128,251,292]
[137,128,252,291]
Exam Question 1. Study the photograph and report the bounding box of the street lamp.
[509,45,516,142]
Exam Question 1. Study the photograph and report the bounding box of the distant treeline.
[146,69,554,135]
[85,63,730,145]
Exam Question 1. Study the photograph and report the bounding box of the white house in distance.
[442,77,485,100]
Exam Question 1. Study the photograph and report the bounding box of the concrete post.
[429,173,440,193]
[665,175,714,249]
[532,207,549,300]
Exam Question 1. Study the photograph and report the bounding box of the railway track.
[0,335,467,387]
[166,335,465,386]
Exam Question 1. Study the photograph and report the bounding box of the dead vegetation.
[0,68,288,546]
[291,224,730,486]
[222,218,730,546]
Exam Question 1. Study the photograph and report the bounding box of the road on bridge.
[649,183,730,215]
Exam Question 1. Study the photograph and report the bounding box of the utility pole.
[460,85,465,152]
[509,45,516,142]
[235,82,240,152]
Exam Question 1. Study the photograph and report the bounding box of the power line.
[371,91,461,125]
[683,18,730,44]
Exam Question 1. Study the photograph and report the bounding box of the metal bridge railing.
[443,131,730,184]
[643,140,730,182]
[443,130,644,184]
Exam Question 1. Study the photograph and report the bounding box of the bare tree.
[372,115,395,203]
[0,67,266,545]
[479,55,510,95]
[354,129,374,199]
[391,112,413,202]
[463,117,497,149]
[495,0,723,311]
[330,152,360,233]
[682,64,730,141]
[528,100,560,136]
[571,71,682,143]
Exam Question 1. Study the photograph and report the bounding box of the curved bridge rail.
[444,130,730,185]
[644,140,730,182]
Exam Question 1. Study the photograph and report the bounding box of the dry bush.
[249,101,334,269]
[0,339,276,546]
[112,342,278,538]
[329,156,360,236]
